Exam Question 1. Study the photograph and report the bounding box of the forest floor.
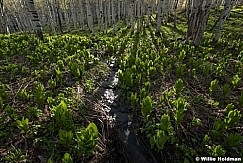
[0,7,243,163]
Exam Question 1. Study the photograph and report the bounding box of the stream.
[97,58,157,163]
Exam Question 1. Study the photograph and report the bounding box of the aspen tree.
[112,0,116,34]
[214,0,223,21]
[108,0,111,26]
[96,0,101,31]
[186,0,199,43]
[86,0,94,34]
[213,0,232,43]
[130,0,135,33]
[49,0,57,33]
[147,0,152,26]
[54,0,63,33]
[100,0,104,32]
[193,0,212,46]
[70,0,77,31]
[118,0,121,29]
[104,1,108,32]
[155,0,163,35]
[77,0,85,31]
[173,0,179,28]
[26,0,44,40]
[137,0,141,32]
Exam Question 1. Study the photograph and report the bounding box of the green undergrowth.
[0,7,243,162]
[117,7,243,162]
[0,32,122,162]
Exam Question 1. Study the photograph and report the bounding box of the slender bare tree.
[26,0,44,40]
[155,0,163,35]
[213,0,232,43]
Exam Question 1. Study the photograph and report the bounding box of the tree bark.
[213,0,232,43]
[155,0,163,35]
[26,0,44,40]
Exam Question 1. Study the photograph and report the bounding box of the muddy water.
[98,58,157,163]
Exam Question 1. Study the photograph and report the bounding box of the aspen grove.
[0,0,243,162]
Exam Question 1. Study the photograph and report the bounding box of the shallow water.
[98,59,157,163]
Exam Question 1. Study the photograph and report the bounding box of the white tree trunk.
[104,1,108,32]
[155,0,163,35]
[130,0,135,32]
[108,0,111,26]
[118,0,121,29]
[77,0,85,30]
[70,0,77,31]
[186,0,199,42]
[26,0,44,40]
[86,0,94,34]
[147,0,152,26]
[96,0,101,31]
[100,0,104,32]
[112,0,116,34]
[194,0,212,46]
[173,0,179,28]
[137,0,141,32]
[213,0,232,42]
[46,0,56,33]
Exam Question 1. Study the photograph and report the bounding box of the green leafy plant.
[34,82,45,106]
[124,68,133,88]
[224,103,234,114]
[209,99,219,109]
[69,60,84,79]
[76,123,98,155]
[57,60,65,70]
[16,117,29,133]
[40,70,46,80]
[164,90,173,101]
[210,118,225,139]
[56,69,63,83]
[191,117,202,126]
[149,66,156,76]
[130,92,139,109]
[54,101,73,131]
[59,129,73,145]
[238,91,243,107]
[212,145,225,157]
[203,134,211,145]
[150,130,168,150]
[84,79,94,94]
[232,74,241,89]
[27,106,42,118]
[140,87,147,100]
[178,50,186,62]
[62,153,73,163]
[6,106,18,120]
[0,83,7,99]
[18,89,30,101]
[141,96,153,118]
[173,97,187,124]
[174,78,184,95]
[144,81,151,91]
[209,79,219,95]
[0,97,3,110]
[225,133,243,148]
[224,109,241,129]
[203,62,212,76]
[3,146,26,162]
[118,69,123,84]
[160,114,171,131]
[48,79,57,89]
[216,64,224,76]
[176,64,186,77]
[222,84,231,97]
